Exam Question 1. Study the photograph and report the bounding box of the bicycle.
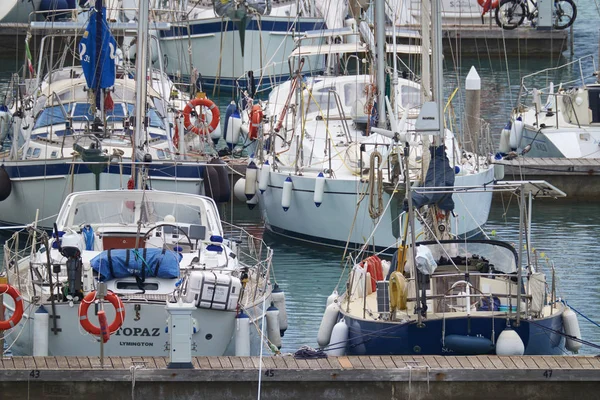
[495,0,577,30]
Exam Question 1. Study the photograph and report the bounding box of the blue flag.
[79,7,116,90]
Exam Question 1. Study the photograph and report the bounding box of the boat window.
[51,151,58,158]
[116,281,159,290]
[400,85,421,109]
[33,104,71,129]
[141,201,204,226]
[71,199,137,227]
[157,149,165,159]
[32,148,41,158]
[72,103,95,122]
[344,82,367,107]
[421,241,517,275]
[305,86,337,115]
[125,104,165,129]
[26,148,32,157]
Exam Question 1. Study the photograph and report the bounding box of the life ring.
[478,0,499,12]
[182,97,220,136]
[0,284,24,330]
[79,291,125,336]
[248,104,263,140]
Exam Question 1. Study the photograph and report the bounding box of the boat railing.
[221,221,274,279]
[518,54,598,106]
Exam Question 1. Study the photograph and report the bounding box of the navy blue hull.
[343,314,565,356]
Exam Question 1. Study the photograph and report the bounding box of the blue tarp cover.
[91,248,181,281]
[406,145,455,211]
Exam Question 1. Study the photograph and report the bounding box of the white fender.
[282,176,293,211]
[495,327,524,356]
[246,193,259,210]
[324,318,348,356]
[317,301,340,347]
[563,308,582,353]
[499,122,511,153]
[326,290,339,307]
[245,160,258,200]
[266,303,282,349]
[272,284,288,336]
[234,178,247,202]
[314,172,325,207]
[258,160,270,193]
[234,311,251,356]
[509,117,524,149]
[225,114,242,147]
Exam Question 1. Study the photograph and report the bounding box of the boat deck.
[1,355,599,399]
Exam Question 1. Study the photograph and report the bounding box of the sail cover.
[409,145,455,211]
[79,6,116,91]
[91,248,181,281]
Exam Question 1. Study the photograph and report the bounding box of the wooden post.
[465,66,481,155]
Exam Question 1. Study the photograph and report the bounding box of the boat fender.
[509,116,524,149]
[211,158,231,203]
[313,172,325,207]
[0,166,12,201]
[246,194,259,210]
[272,284,288,336]
[258,160,270,193]
[202,163,221,202]
[234,178,247,202]
[477,0,498,14]
[235,311,251,356]
[443,334,495,355]
[0,284,24,330]
[266,303,282,349]
[495,327,525,356]
[245,159,258,200]
[282,176,293,211]
[317,301,340,347]
[499,122,511,153]
[324,318,349,356]
[225,110,242,150]
[563,308,582,353]
[326,290,339,307]
[33,306,49,356]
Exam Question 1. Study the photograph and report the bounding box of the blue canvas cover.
[91,248,181,281]
[405,145,455,211]
[79,6,117,91]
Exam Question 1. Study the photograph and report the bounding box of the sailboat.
[499,55,600,159]
[316,0,582,357]
[243,0,496,251]
[0,1,229,229]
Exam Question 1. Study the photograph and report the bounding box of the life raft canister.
[78,291,126,336]
[182,96,220,136]
[0,283,24,330]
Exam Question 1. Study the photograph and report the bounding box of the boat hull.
[0,161,205,229]
[258,167,495,250]
[159,16,325,90]
[342,312,565,356]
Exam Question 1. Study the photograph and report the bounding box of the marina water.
[1,3,600,356]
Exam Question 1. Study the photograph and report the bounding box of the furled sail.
[79,6,117,92]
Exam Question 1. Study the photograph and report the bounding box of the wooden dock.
[1,355,599,399]
[494,157,600,199]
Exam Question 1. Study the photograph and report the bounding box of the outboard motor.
[54,224,84,301]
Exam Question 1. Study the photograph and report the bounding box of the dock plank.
[305,359,321,370]
[510,356,527,369]
[65,356,80,369]
[346,356,365,368]
[466,356,484,369]
[585,356,600,369]
[220,357,234,369]
[522,357,540,369]
[530,356,550,369]
[445,356,463,369]
[294,359,311,369]
[35,357,49,369]
[576,357,594,369]
[456,357,474,369]
[497,357,517,369]
[370,356,387,369]
[360,357,376,369]
[44,357,58,369]
[316,357,332,369]
[487,356,506,369]
[565,357,584,369]
[197,357,211,369]
[142,357,157,369]
[13,357,27,369]
[207,356,223,369]
[1,357,15,369]
[327,357,342,369]
[229,357,244,369]
[239,357,255,370]
[337,357,353,369]
[435,356,452,369]
[552,356,572,369]
[155,357,168,369]
[422,356,440,368]
[476,356,495,369]
[541,356,560,369]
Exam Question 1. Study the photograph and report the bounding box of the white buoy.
[233,178,247,202]
[509,116,524,149]
[499,122,511,153]
[324,318,349,356]
[495,327,525,356]
[265,303,282,349]
[234,311,251,356]
[245,160,258,200]
[33,306,49,357]
[563,308,582,353]
[258,160,270,193]
[313,172,325,207]
[326,290,339,307]
[225,112,242,148]
[317,301,340,347]
[210,123,222,142]
[282,176,293,211]
[271,284,288,337]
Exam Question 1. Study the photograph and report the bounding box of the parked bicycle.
[495,0,577,30]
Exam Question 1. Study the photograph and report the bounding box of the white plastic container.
[184,271,241,311]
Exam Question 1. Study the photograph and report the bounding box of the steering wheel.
[143,223,193,249]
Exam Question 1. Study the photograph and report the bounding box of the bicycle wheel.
[495,0,527,30]
[553,0,577,29]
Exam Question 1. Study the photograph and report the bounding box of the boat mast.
[431,0,444,140]
[375,0,386,128]
[134,0,150,182]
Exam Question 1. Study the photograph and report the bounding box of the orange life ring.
[249,104,263,140]
[182,97,220,136]
[0,284,24,330]
[478,0,499,12]
[79,291,125,336]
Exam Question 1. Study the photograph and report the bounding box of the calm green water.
[1,4,600,356]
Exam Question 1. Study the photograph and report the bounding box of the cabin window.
[34,105,71,129]
[306,87,337,115]
[157,149,165,159]
[400,85,421,109]
[32,148,41,158]
[51,151,58,158]
[116,281,159,290]
[344,83,367,108]
[26,148,32,158]
[125,104,165,129]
